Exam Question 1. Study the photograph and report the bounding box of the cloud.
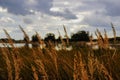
[23,18,33,24]
[0,0,77,19]
[0,0,120,39]
[0,0,28,15]
[50,9,77,19]
[26,26,34,32]
[0,7,7,13]
[0,0,53,15]
[99,0,120,16]
[81,13,111,27]
[0,17,15,23]
[79,0,120,17]
[70,24,89,33]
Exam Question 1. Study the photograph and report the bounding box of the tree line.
[32,30,90,43]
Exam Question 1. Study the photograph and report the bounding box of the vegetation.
[0,43,119,80]
[0,24,120,80]
[44,33,56,43]
[71,30,90,42]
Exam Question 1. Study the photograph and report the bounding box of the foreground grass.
[0,46,120,80]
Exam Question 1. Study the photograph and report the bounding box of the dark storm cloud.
[0,0,28,15]
[98,0,120,16]
[0,0,77,19]
[0,0,53,15]
[34,0,53,13]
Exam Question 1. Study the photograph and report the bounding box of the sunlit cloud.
[0,7,7,13]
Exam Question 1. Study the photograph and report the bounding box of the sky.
[0,0,120,40]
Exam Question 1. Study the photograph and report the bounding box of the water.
[0,43,31,47]
[55,44,73,51]
[0,43,73,50]
[0,43,117,50]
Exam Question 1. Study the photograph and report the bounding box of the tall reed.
[73,52,88,80]
[19,25,30,47]
[111,23,116,44]
[3,29,22,80]
[104,29,109,49]
[63,25,69,45]
[57,29,65,48]
[0,42,13,80]
[31,65,38,80]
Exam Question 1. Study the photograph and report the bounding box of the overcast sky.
[0,0,120,40]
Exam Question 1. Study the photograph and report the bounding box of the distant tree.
[0,38,15,43]
[24,36,30,48]
[71,30,89,41]
[31,34,41,47]
[44,33,55,42]
[32,35,39,42]
[32,33,41,47]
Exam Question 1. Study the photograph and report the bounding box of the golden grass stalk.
[35,31,45,49]
[35,60,48,80]
[31,65,38,80]
[14,57,22,80]
[104,29,109,49]
[112,48,116,59]
[3,49,21,80]
[95,59,113,80]
[0,43,13,80]
[87,53,96,80]
[3,29,22,80]
[45,47,59,79]
[31,49,48,80]
[111,23,116,44]
[57,29,63,43]
[35,31,42,44]
[50,49,58,77]
[95,30,103,49]
[73,52,88,80]
[95,31,99,39]
[3,29,14,47]
[100,64,113,80]
[73,53,79,80]
[36,31,45,48]
[96,29,104,42]
[63,25,69,45]
[19,25,30,43]
[57,29,65,48]
[89,34,93,46]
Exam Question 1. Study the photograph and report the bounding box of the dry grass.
[1,46,13,80]
[73,52,88,80]
[111,23,116,44]
[0,43,120,80]
[63,25,69,45]
[0,24,120,80]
